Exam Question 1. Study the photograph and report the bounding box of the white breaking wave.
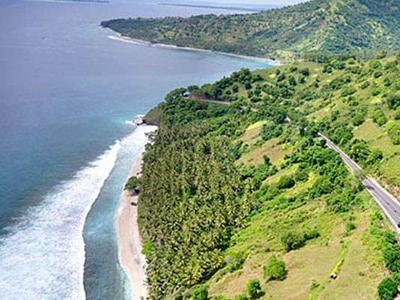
[108,35,143,45]
[0,140,121,299]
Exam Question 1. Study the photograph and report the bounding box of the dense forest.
[135,51,400,299]
[101,0,400,60]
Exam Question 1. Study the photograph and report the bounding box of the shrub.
[345,222,356,233]
[277,73,286,82]
[374,71,383,78]
[299,68,310,76]
[395,108,400,120]
[377,277,398,300]
[360,81,370,89]
[263,255,287,281]
[277,175,296,190]
[383,244,400,273]
[351,113,365,126]
[388,93,400,109]
[234,295,248,300]
[245,82,252,90]
[387,122,400,145]
[191,285,209,300]
[246,279,263,299]
[294,167,309,182]
[372,87,381,96]
[226,252,245,272]
[341,86,357,97]
[281,232,305,251]
[372,109,388,126]
[124,176,140,191]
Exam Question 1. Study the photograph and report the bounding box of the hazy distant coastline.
[158,2,264,12]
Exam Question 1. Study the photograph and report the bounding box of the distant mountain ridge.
[101,0,400,59]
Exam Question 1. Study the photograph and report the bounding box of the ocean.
[0,0,271,299]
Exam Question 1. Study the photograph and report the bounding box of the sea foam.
[0,139,121,299]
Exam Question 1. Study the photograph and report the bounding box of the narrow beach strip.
[117,125,156,300]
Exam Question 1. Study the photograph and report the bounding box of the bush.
[387,122,400,145]
[374,71,383,78]
[234,295,248,300]
[281,231,306,251]
[295,167,309,182]
[341,86,356,97]
[378,277,398,300]
[191,285,209,300]
[226,252,245,272]
[383,243,400,273]
[388,93,400,109]
[263,255,287,281]
[345,222,356,233]
[372,87,381,96]
[277,175,296,190]
[124,176,140,191]
[246,279,263,299]
[394,108,400,120]
[372,109,388,126]
[299,68,310,76]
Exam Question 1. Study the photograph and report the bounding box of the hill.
[137,52,400,299]
[101,0,400,60]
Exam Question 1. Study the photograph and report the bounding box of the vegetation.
[378,277,398,300]
[101,0,400,60]
[136,52,400,298]
[263,256,287,281]
[124,176,140,191]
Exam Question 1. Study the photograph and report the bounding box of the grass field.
[205,121,391,300]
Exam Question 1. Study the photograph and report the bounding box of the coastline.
[116,126,155,300]
[106,29,281,66]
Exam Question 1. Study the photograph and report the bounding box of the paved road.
[318,133,400,235]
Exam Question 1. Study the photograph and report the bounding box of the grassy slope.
[101,0,400,59]
[251,57,400,187]
[139,53,400,298]
[180,54,400,299]
[207,123,388,300]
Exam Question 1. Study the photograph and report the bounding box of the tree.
[299,68,310,76]
[191,285,209,300]
[246,279,263,299]
[383,244,400,273]
[263,255,287,281]
[387,93,400,109]
[371,109,387,126]
[281,231,305,251]
[387,122,400,145]
[378,277,398,300]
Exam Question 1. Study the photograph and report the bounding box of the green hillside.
[101,0,400,60]
[137,52,400,299]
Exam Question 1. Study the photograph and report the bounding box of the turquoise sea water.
[0,0,271,298]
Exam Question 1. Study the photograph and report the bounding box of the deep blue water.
[0,0,271,299]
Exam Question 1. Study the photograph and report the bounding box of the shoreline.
[105,29,281,66]
[116,128,154,300]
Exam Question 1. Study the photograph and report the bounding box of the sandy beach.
[117,152,148,300]
[106,30,281,66]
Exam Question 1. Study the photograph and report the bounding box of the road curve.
[318,133,400,235]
